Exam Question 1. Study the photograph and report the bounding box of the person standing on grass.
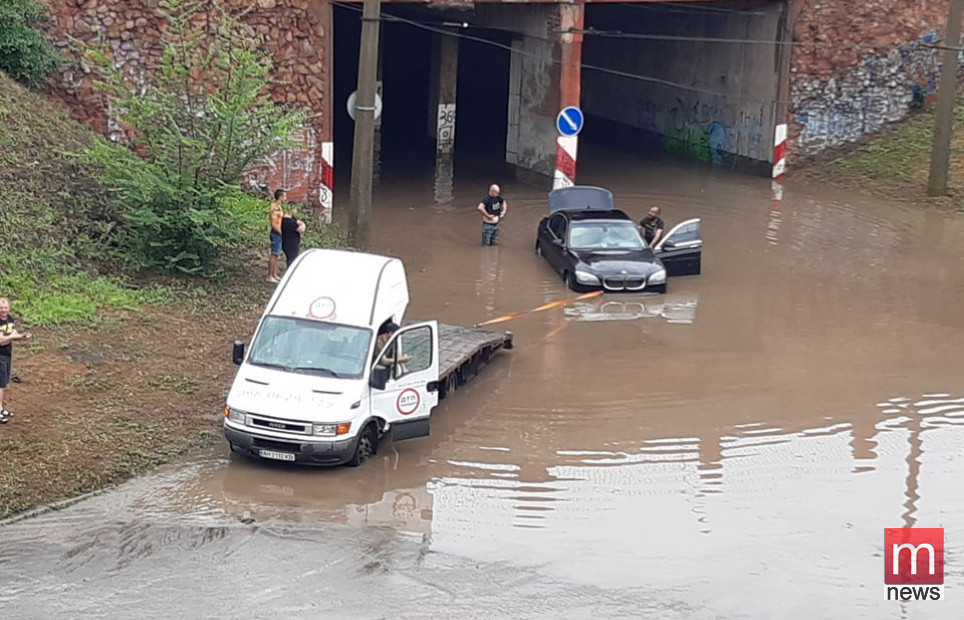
[0,298,31,424]
[281,208,307,269]
[268,189,286,283]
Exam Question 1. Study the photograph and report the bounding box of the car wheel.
[535,240,542,256]
[347,424,377,467]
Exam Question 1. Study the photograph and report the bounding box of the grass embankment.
[812,101,964,207]
[0,74,345,519]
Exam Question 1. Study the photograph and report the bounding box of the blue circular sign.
[556,106,584,137]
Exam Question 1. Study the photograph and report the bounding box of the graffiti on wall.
[793,34,942,156]
[244,127,319,207]
[660,96,764,164]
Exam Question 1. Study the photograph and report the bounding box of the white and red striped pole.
[553,135,578,190]
[319,141,333,223]
[772,123,787,180]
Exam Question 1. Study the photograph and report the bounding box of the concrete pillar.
[504,3,584,186]
[432,34,458,203]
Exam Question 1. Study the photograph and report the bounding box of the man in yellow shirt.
[268,189,286,283]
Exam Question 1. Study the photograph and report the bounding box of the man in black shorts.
[0,297,31,423]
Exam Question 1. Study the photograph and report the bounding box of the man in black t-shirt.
[476,184,508,246]
[640,206,665,247]
[281,213,306,268]
[0,297,31,423]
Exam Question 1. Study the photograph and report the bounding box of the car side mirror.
[370,365,390,390]
[232,340,245,365]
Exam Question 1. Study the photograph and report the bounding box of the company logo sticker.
[308,296,336,319]
[396,388,420,416]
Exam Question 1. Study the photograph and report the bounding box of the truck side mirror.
[232,340,245,366]
[370,365,390,390]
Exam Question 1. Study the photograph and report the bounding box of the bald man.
[476,184,507,246]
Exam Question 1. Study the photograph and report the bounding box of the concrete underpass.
[332,0,789,193]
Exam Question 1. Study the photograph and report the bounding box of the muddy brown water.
[2,149,964,618]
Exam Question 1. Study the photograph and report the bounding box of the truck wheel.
[347,425,376,467]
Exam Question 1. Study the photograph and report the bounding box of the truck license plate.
[258,449,295,462]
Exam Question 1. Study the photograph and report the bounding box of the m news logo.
[884,528,944,601]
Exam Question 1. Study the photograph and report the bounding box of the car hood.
[227,366,366,423]
[571,249,663,275]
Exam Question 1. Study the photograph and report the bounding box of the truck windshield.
[247,316,373,379]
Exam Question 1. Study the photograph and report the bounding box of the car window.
[569,221,646,250]
[548,214,567,240]
[663,221,701,246]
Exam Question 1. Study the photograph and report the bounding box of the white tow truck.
[223,249,511,466]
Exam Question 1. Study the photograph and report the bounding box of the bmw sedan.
[534,186,702,293]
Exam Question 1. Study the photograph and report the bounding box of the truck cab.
[223,249,440,466]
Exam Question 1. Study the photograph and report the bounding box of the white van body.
[223,248,440,466]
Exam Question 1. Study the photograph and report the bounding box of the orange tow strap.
[474,290,603,327]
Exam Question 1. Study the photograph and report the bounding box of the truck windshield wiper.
[250,360,290,371]
[292,366,342,378]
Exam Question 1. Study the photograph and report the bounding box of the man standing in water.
[640,205,665,247]
[477,184,507,246]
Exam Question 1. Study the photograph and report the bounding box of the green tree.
[84,0,305,275]
[0,0,62,87]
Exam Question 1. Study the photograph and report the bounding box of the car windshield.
[247,316,373,379]
[568,221,647,250]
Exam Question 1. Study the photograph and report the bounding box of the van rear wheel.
[347,425,377,467]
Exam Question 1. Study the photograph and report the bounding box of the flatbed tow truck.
[222,249,511,467]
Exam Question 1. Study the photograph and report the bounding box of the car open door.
[654,218,702,276]
[370,321,440,441]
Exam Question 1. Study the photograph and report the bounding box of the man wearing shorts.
[0,298,31,424]
[268,189,286,283]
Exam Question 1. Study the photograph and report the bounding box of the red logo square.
[884,528,944,585]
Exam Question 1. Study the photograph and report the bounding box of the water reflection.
[563,291,699,323]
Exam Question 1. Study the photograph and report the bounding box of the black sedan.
[534,186,702,293]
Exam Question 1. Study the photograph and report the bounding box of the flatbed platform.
[409,322,513,399]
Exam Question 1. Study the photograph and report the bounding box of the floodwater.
[3,145,964,618]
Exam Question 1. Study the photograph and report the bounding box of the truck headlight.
[575,269,600,284]
[649,269,667,284]
[225,406,246,424]
[313,422,352,436]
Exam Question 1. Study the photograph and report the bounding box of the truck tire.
[347,424,377,467]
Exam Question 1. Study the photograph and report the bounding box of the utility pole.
[927,0,964,196]
[348,0,382,249]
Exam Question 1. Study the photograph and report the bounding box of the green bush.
[83,0,305,275]
[0,0,62,88]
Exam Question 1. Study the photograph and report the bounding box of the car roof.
[564,209,633,222]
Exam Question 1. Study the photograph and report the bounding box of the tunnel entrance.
[580,1,787,175]
[333,5,512,193]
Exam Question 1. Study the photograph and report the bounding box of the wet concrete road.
[3,149,964,618]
